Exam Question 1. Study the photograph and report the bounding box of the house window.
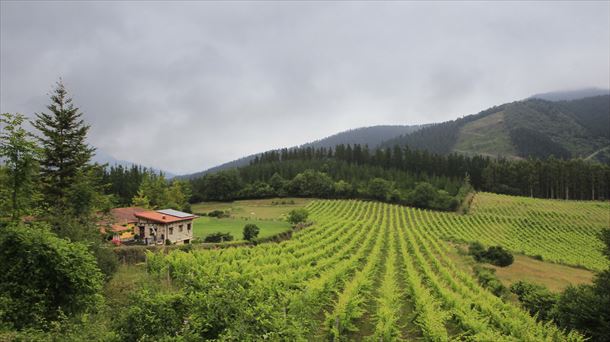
[169,227,174,235]
[179,225,183,232]
[149,228,154,235]
[187,223,191,230]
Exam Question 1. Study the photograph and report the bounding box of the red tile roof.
[110,207,147,225]
[111,224,131,232]
[134,210,196,224]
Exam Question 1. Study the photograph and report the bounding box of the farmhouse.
[134,209,197,245]
[100,206,147,244]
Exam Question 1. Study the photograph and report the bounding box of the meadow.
[191,197,312,219]
[144,193,608,340]
[193,216,291,241]
[190,197,310,241]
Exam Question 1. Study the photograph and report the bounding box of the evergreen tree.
[0,113,40,220]
[31,80,95,212]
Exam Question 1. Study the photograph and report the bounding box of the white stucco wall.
[136,218,194,244]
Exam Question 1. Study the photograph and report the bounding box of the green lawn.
[193,216,292,241]
[191,197,312,220]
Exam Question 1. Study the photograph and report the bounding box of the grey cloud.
[2,1,609,173]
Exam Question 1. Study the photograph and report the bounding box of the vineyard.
[450,192,609,271]
[145,193,608,340]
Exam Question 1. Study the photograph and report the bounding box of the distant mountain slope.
[300,125,422,149]
[380,95,610,161]
[93,149,176,178]
[182,125,422,178]
[380,105,507,154]
[529,88,609,102]
[557,95,610,139]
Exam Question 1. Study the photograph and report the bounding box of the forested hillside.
[379,95,610,161]
[189,144,610,209]
[183,125,422,179]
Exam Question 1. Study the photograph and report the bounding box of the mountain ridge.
[180,124,423,179]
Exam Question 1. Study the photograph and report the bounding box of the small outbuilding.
[100,206,147,245]
[134,209,197,245]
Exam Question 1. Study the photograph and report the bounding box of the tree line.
[101,164,191,212]
[191,159,472,211]
[188,144,609,208]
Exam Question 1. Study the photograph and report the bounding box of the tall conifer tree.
[32,80,95,211]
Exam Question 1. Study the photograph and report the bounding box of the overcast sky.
[1,1,609,174]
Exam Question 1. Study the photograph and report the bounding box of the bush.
[367,178,392,201]
[203,232,234,243]
[473,265,509,298]
[117,290,189,341]
[287,208,309,225]
[165,239,172,246]
[208,210,229,218]
[407,182,437,208]
[510,281,558,321]
[485,246,514,267]
[91,245,119,281]
[469,242,514,267]
[0,223,104,329]
[553,284,606,340]
[468,242,486,260]
[243,224,260,241]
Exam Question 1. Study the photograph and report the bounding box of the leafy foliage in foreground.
[0,223,104,330]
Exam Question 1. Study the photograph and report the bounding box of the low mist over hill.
[529,88,610,101]
[93,149,176,178]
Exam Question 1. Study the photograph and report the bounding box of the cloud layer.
[2,1,609,174]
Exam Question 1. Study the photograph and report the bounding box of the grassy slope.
[447,192,609,271]
[191,197,312,220]
[190,197,311,241]
[448,243,594,292]
[453,111,518,158]
[193,217,291,241]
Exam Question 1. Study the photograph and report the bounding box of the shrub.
[407,182,437,208]
[485,246,514,267]
[287,208,309,225]
[118,290,189,341]
[91,245,119,281]
[473,265,509,298]
[243,224,260,241]
[208,210,229,218]
[0,223,104,329]
[367,178,392,201]
[165,239,172,246]
[510,281,558,321]
[468,242,486,260]
[203,232,234,243]
[469,242,514,267]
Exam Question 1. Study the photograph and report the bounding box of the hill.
[529,88,610,101]
[182,124,422,178]
[299,124,422,149]
[93,149,177,178]
[380,95,610,161]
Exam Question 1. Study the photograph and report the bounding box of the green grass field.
[193,216,291,241]
[190,198,310,241]
[191,197,312,220]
